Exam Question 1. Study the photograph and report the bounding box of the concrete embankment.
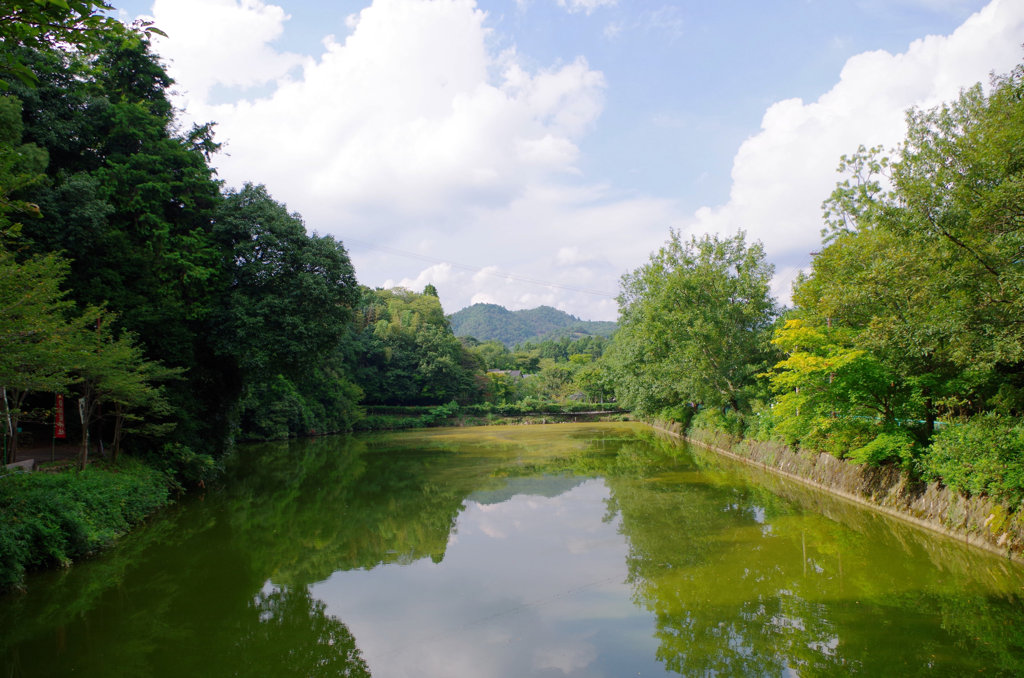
[650,419,1024,562]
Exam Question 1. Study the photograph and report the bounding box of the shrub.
[847,430,917,468]
[689,407,747,438]
[742,401,777,442]
[658,404,696,429]
[922,414,1024,505]
[0,460,171,590]
[142,443,217,492]
[800,417,878,459]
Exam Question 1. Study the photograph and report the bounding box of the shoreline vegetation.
[650,418,1024,563]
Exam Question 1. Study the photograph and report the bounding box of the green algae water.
[2,422,1023,676]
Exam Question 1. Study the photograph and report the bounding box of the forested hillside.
[449,303,616,346]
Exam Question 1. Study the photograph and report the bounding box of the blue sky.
[115,0,1023,320]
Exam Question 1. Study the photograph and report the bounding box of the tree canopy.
[607,230,779,415]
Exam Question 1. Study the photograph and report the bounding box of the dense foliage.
[0,6,370,586]
[606,230,779,416]
[352,287,477,406]
[606,61,1024,506]
[1,21,365,462]
[0,459,170,590]
[764,63,1024,473]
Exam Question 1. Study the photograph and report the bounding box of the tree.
[0,94,46,240]
[609,230,779,414]
[71,312,176,469]
[0,249,83,461]
[213,183,360,439]
[214,184,358,378]
[10,27,231,453]
[571,360,611,404]
[0,1,130,89]
[789,62,1024,443]
[353,287,476,405]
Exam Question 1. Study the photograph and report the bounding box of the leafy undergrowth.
[0,459,171,591]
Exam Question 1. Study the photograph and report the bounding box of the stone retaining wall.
[650,419,1024,562]
[4,459,35,473]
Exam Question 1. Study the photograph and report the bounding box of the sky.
[113,0,1024,321]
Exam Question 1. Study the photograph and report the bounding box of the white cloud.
[685,0,1024,302]
[385,263,456,293]
[557,0,617,14]
[131,0,1024,320]
[150,0,304,100]
[154,0,605,227]
[140,0,636,319]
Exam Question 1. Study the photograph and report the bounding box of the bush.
[363,405,437,415]
[0,460,171,590]
[689,407,747,438]
[847,430,917,468]
[742,401,777,442]
[922,414,1024,505]
[800,417,878,459]
[354,401,461,431]
[658,404,696,429]
[142,443,217,492]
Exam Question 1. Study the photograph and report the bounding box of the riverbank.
[0,459,172,591]
[650,419,1024,563]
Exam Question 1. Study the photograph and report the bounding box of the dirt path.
[4,442,79,469]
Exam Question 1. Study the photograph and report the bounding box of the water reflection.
[2,423,1022,677]
[228,585,369,677]
[606,434,1024,676]
[313,480,659,677]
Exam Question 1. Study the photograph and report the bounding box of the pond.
[2,422,1023,676]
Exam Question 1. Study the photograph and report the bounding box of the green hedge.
[0,460,171,591]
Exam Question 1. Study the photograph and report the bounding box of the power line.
[345,237,618,298]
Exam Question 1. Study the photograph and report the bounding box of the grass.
[0,458,171,591]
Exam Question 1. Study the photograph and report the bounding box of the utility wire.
[345,237,618,298]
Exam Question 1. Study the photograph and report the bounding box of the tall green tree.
[9,27,231,453]
[0,249,85,461]
[608,230,779,415]
[71,312,177,469]
[213,183,361,440]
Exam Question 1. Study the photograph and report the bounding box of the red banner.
[54,394,66,439]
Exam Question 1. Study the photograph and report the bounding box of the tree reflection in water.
[227,585,370,677]
[600,434,1024,676]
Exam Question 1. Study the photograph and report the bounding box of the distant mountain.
[468,475,588,505]
[449,303,617,347]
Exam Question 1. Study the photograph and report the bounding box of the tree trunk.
[111,404,124,463]
[2,387,19,464]
[924,393,936,440]
[77,396,89,471]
